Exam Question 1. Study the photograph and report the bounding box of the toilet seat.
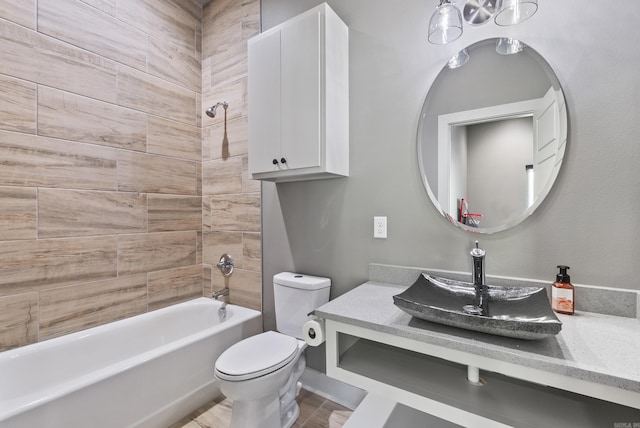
[215,331,299,381]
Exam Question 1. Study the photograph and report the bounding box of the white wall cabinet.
[248,3,349,182]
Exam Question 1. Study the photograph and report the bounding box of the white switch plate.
[374,216,387,239]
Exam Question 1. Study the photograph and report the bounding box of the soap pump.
[552,265,574,315]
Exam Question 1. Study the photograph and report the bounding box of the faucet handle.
[217,254,234,277]
[470,240,485,258]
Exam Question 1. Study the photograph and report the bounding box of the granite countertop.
[315,280,640,394]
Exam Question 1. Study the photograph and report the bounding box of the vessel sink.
[393,274,562,340]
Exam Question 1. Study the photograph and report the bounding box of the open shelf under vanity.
[332,329,638,428]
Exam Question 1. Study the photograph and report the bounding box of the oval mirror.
[418,38,567,234]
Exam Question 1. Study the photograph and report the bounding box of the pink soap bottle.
[552,265,574,315]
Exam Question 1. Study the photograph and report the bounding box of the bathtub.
[0,297,262,428]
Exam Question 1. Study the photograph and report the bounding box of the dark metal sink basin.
[393,274,562,340]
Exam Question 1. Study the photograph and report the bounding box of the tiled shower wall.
[201,0,261,311]
[0,0,237,351]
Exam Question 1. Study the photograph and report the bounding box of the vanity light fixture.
[447,48,470,68]
[494,0,538,26]
[495,37,525,55]
[462,0,497,25]
[428,0,464,45]
[428,0,538,47]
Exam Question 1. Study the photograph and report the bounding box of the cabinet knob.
[280,158,287,164]
[272,159,278,165]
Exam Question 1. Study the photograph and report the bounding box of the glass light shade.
[496,37,525,55]
[447,49,470,69]
[494,0,538,26]
[428,1,463,45]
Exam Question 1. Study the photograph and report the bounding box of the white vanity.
[315,264,640,427]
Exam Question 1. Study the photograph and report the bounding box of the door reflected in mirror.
[418,38,567,233]
[457,116,533,229]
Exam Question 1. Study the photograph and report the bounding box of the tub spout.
[212,288,229,300]
[213,288,229,319]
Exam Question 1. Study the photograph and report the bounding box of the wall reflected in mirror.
[459,116,533,229]
[417,38,567,233]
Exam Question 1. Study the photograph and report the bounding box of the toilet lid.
[215,331,299,381]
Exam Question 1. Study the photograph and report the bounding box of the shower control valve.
[217,254,234,277]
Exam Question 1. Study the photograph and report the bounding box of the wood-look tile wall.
[201,0,262,311]
[0,0,206,351]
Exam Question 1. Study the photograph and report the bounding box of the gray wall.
[260,0,640,356]
[467,117,533,228]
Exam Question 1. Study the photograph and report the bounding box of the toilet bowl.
[215,331,307,428]
[214,272,331,428]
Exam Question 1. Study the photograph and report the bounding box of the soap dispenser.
[552,265,574,315]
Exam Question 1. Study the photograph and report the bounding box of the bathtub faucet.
[212,288,230,300]
[213,288,229,320]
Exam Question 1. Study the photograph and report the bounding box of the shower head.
[206,101,228,118]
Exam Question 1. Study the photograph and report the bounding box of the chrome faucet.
[212,288,230,319]
[471,241,485,289]
[212,288,230,300]
[470,241,488,315]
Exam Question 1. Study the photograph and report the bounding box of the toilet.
[214,272,331,428]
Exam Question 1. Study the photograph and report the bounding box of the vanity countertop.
[315,280,640,395]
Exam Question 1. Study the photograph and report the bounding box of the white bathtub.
[0,297,262,428]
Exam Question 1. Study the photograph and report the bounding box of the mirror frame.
[417,38,568,234]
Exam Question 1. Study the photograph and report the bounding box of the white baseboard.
[300,368,366,411]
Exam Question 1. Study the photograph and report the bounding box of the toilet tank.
[273,272,331,339]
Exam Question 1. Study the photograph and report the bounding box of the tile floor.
[169,387,353,428]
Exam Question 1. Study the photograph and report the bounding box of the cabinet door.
[280,11,322,170]
[248,30,282,174]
